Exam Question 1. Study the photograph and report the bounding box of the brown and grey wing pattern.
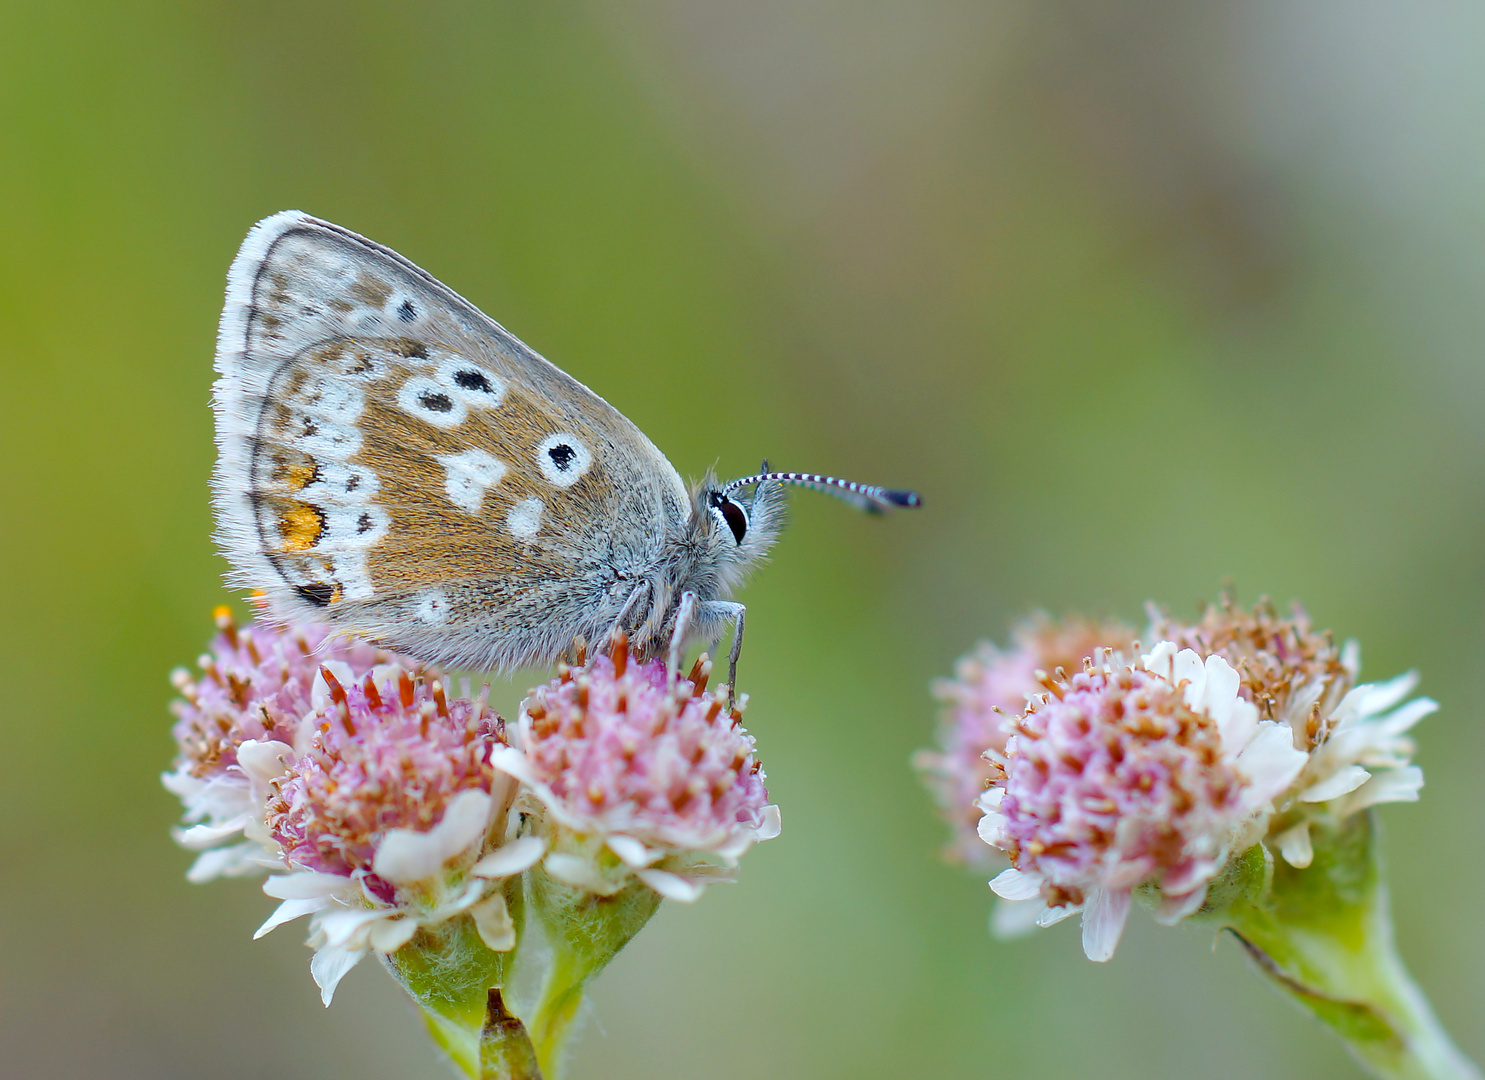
[212,211,690,669]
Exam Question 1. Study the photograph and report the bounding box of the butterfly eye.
[710,492,749,545]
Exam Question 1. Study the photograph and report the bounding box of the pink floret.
[266,667,504,886]
[521,642,771,852]
[999,665,1242,908]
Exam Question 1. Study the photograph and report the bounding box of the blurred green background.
[4,2,1485,1077]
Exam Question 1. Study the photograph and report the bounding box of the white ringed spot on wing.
[437,357,506,409]
[437,449,508,514]
[398,375,468,428]
[414,588,450,625]
[507,497,544,541]
[536,433,592,488]
[385,291,425,327]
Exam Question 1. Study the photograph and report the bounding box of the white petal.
[975,788,1005,813]
[176,815,253,849]
[755,804,782,841]
[471,836,546,878]
[1276,822,1313,868]
[636,868,705,902]
[1299,764,1371,803]
[319,907,389,949]
[1140,641,1179,680]
[606,834,656,868]
[186,843,264,883]
[311,661,357,713]
[1374,697,1438,738]
[235,739,295,782]
[1037,903,1080,927]
[1172,648,1206,696]
[369,916,419,954]
[1151,885,1209,926]
[1235,723,1309,807]
[976,810,1009,848]
[255,897,328,938]
[372,790,492,885]
[1196,655,1241,725]
[990,899,1045,939]
[1342,766,1424,812]
[471,893,516,951]
[1356,671,1420,716]
[488,745,541,787]
[310,944,366,1006]
[263,871,354,900]
[1217,700,1260,759]
[989,868,1042,901]
[1080,887,1131,962]
[160,767,203,799]
[543,853,602,890]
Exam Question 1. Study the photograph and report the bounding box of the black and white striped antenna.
[722,470,922,514]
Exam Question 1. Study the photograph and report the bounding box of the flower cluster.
[916,615,1136,863]
[924,596,1434,960]
[165,611,780,1014]
[495,636,780,902]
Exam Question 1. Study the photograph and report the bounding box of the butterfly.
[211,212,919,686]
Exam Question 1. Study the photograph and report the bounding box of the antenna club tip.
[885,489,923,508]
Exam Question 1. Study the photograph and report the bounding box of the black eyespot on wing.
[454,369,493,394]
[547,443,576,471]
[397,299,418,322]
[710,493,748,544]
[296,582,335,607]
[356,513,373,534]
[418,391,454,413]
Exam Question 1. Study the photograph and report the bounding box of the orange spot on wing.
[278,503,324,551]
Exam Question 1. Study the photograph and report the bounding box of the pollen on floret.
[168,607,406,779]
[266,667,507,882]
[917,614,1138,864]
[513,635,773,855]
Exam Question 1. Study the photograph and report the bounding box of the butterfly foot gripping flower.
[926,599,1481,1080]
[491,633,780,1076]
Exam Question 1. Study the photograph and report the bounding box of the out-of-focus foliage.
[2,3,1483,1078]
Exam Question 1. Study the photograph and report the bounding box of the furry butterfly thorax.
[211,212,919,685]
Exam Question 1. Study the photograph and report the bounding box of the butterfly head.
[693,461,922,586]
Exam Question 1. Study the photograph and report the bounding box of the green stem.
[525,864,663,1079]
[1218,814,1479,1080]
[528,946,589,1078]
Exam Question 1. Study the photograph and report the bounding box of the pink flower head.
[493,635,781,901]
[981,643,1306,961]
[163,607,406,882]
[267,665,506,885]
[1150,594,1357,744]
[169,605,400,779]
[918,615,1137,864]
[256,664,543,1005]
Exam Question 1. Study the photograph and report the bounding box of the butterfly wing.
[213,211,691,670]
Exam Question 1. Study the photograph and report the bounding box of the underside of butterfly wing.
[212,212,691,670]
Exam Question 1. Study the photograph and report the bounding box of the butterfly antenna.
[722,471,922,514]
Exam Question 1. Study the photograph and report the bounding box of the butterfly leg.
[668,590,697,674]
[693,600,745,691]
[608,581,649,645]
